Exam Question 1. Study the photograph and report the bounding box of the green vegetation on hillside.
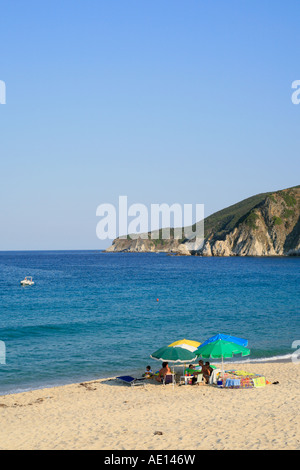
[245,211,259,229]
[272,216,283,226]
[190,185,299,240]
[120,185,299,246]
[268,194,277,203]
[280,191,297,207]
[283,208,294,218]
[201,191,271,239]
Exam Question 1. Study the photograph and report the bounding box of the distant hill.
[106,185,300,256]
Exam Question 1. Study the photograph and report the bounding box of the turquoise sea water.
[0,251,299,395]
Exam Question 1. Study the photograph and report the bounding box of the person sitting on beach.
[194,360,204,371]
[143,365,153,377]
[155,362,172,382]
[185,364,197,385]
[188,363,202,385]
[201,364,208,383]
[202,361,213,384]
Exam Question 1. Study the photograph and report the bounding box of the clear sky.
[0,0,299,250]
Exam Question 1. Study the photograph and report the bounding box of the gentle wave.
[237,353,294,363]
[210,353,294,365]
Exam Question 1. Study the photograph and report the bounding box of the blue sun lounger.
[116,376,146,387]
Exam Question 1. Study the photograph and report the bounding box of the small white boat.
[20,277,34,286]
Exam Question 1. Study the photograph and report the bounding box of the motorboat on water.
[20,277,34,286]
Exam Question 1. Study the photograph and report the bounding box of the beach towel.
[225,378,241,388]
[253,377,266,388]
[234,370,256,377]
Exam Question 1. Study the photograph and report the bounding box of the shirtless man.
[202,361,213,383]
[156,362,172,382]
[195,360,204,371]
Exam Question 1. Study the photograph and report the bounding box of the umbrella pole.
[221,356,223,378]
[172,363,175,389]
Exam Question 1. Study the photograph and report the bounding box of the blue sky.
[0,0,299,249]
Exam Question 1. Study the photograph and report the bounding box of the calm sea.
[0,251,299,395]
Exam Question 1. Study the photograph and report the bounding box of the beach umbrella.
[200,334,248,348]
[168,339,201,353]
[150,345,197,388]
[195,339,250,377]
[167,339,201,375]
[151,345,197,363]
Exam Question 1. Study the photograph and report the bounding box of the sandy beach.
[0,362,299,450]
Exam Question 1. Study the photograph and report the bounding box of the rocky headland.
[105,186,300,256]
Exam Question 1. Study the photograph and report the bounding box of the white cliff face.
[176,244,191,256]
[201,240,212,256]
[197,189,299,257]
[105,237,184,253]
[105,187,300,256]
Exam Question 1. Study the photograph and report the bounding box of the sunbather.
[202,361,213,383]
[155,362,172,382]
[194,360,204,371]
